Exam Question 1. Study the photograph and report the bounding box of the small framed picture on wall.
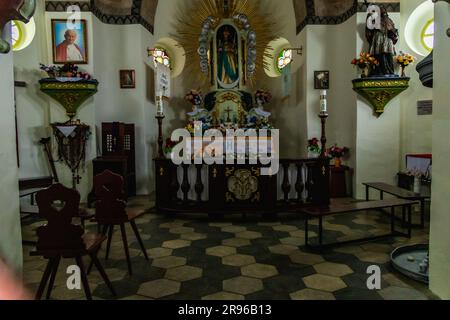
[120,70,136,89]
[314,71,330,89]
[52,19,88,64]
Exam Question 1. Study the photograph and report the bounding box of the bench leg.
[380,191,384,200]
[408,205,412,238]
[366,185,370,201]
[391,206,395,234]
[421,200,426,229]
[319,216,323,248]
[402,206,406,228]
[304,215,309,247]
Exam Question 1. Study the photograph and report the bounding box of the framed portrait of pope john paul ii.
[51,19,88,64]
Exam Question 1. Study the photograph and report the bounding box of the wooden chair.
[31,183,115,300]
[92,170,148,275]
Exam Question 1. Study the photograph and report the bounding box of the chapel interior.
[1,0,450,301]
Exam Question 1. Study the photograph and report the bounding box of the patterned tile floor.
[21,197,437,300]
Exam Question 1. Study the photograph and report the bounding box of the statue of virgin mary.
[217,26,239,85]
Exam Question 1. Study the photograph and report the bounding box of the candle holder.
[319,112,328,159]
[156,114,165,159]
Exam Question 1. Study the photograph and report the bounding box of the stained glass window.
[152,48,171,68]
[11,21,22,50]
[277,49,293,72]
[421,19,434,52]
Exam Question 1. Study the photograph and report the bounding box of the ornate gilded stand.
[39,78,99,119]
[352,77,410,116]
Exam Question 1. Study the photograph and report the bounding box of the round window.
[11,18,36,51]
[421,19,434,52]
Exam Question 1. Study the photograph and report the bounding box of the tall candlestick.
[320,90,327,114]
[156,96,164,116]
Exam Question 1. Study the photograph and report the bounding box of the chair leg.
[87,225,108,274]
[120,223,132,275]
[75,256,92,300]
[105,225,114,260]
[35,258,54,300]
[130,220,149,260]
[90,253,116,296]
[45,255,61,300]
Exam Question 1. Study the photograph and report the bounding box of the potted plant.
[307,138,321,158]
[351,52,380,78]
[327,144,349,167]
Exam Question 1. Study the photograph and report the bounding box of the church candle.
[320,90,327,113]
[156,96,164,116]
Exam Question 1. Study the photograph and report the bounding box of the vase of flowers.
[164,138,178,158]
[351,52,380,78]
[395,52,415,77]
[40,63,92,80]
[307,138,321,158]
[405,168,423,193]
[327,144,349,168]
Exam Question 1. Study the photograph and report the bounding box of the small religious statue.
[217,25,239,86]
[365,2,399,77]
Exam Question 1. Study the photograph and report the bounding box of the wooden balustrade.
[154,158,330,215]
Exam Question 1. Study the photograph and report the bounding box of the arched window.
[277,49,293,72]
[11,18,36,51]
[421,18,434,52]
[151,48,171,68]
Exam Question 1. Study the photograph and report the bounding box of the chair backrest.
[35,184,84,252]
[94,170,127,224]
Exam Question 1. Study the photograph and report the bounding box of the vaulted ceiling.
[46,0,400,34]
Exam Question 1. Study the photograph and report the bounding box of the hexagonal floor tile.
[280,237,304,246]
[222,254,256,267]
[303,274,347,292]
[206,246,237,257]
[146,247,173,259]
[289,251,325,265]
[379,286,428,300]
[273,225,298,232]
[241,263,278,279]
[152,256,187,269]
[221,225,247,233]
[290,288,335,300]
[314,262,354,277]
[268,244,298,256]
[162,239,191,249]
[355,251,390,264]
[223,276,263,295]
[181,233,207,241]
[165,265,202,282]
[169,227,195,235]
[138,279,180,298]
[235,231,262,240]
[222,238,251,248]
[202,291,245,300]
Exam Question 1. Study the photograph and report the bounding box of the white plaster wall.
[399,0,433,169]
[354,12,402,199]
[429,0,450,300]
[0,26,23,271]
[92,21,155,194]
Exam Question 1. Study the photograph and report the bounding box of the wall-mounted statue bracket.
[0,0,36,53]
[353,77,410,116]
[39,78,99,119]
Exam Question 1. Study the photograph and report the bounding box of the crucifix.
[225,107,233,123]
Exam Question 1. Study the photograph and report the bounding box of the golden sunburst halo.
[172,0,280,89]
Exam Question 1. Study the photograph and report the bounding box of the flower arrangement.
[327,144,349,158]
[255,89,272,106]
[40,63,92,80]
[395,51,415,76]
[164,138,178,156]
[185,89,203,106]
[351,52,379,77]
[246,115,273,130]
[307,138,321,155]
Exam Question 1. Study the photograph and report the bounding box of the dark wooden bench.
[301,199,418,250]
[363,182,430,228]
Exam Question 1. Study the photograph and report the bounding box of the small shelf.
[352,77,410,116]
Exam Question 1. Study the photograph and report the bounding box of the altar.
[152,0,330,216]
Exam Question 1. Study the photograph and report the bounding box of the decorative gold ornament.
[172,0,279,88]
[352,77,410,116]
[227,169,258,201]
